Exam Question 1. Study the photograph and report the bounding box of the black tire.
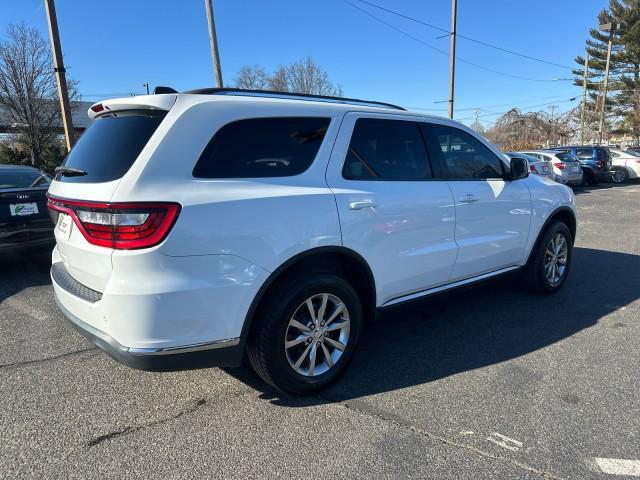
[247,272,363,395]
[523,221,573,294]
[610,167,628,184]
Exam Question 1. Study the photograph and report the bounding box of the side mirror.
[509,157,529,180]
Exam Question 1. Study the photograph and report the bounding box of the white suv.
[48,89,577,394]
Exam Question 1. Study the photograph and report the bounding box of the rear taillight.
[596,160,604,168]
[529,165,538,173]
[47,196,180,250]
[554,162,566,170]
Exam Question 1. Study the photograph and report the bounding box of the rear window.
[0,169,51,189]
[193,117,330,178]
[576,148,594,159]
[556,153,578,162]
[57,110,166,183]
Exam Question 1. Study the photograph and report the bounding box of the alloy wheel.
[611,169,626,183]
[284,293,350,377]
[544,233,568,286]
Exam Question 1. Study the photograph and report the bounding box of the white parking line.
[593,458,640,476]
[486,432,523,452]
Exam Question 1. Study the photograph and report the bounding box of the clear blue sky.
[1,0,604,127]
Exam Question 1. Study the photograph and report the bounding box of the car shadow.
[572,182,630,194]
[0,251,52,303]
[226,247,640,405]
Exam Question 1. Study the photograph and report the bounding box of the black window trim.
[420,122,509,181]
[341,116,435,182]
[192,116,332,180]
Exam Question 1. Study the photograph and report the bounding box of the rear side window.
[58,111,165,183]
[343,118,431,180]
[423,123,504,179]
[0,169,51,189]
[193,117,330,178]
[576,148,594,159]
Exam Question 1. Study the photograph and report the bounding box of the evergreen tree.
[573,0,640,144]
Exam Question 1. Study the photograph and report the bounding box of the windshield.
[556,153,579,162]
[0,169,51,189]
[57,110,166,183]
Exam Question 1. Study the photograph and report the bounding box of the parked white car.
[609,148,640,183]
[519,150,583,186]
[48,89,577,394]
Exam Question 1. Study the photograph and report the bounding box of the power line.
[342,0,574,82]
[354,0,573,70]
[402,91,580,113]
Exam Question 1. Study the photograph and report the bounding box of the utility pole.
[44,0,74,151]
[143,83,150,95]
[549,105,558,146]
[448,0,457,119]
[204,0,223,88]
[598,22,620,145]
[580,51,589,144]
[473,108,479,130]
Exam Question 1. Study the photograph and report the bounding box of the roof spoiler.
[87,94,177,120]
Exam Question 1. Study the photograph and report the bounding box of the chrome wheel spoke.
[317,293,329,324]
[289,319,311,333]
[294,342,313,370]
[308,342,318,376]
[320,342,334,368]
[285,335,308,349]
[325,303,345,326]
[324,336,346,352]
[306,298,317,326]
[325,320,349,332]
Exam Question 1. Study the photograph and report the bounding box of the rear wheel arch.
[240,247,376,342]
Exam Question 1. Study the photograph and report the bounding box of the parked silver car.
[519,150,583,186]
[506,152,553,180]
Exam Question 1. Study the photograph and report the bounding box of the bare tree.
[234,65,270,90]
[278,56,343,96]
[0,23,77,167]
[485,108,578,151]
[233,56,343,96]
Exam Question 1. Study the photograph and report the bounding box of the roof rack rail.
[182,87,406,111]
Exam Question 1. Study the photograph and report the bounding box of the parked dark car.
[0,165,54,253]
[626,147,640,155]
[549,146,612,185]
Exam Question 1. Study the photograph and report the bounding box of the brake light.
[529,165,538,173]
[596,160,604,168]
[47,196,180,250]
[90,103,104,113]
[554,162,566,170]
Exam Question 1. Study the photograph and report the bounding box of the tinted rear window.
[193,117,330,178]
[0,169,51,189]
[556,153,578,162]
[57,111,166,183]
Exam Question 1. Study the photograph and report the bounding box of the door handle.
[349,200,377,210]
[459,194,479,204]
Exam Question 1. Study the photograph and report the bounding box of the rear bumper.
[556,172,583,185]
[54,293,244,370]
[50,246,269,370]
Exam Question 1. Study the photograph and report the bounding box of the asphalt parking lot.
[1,183,639,479]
